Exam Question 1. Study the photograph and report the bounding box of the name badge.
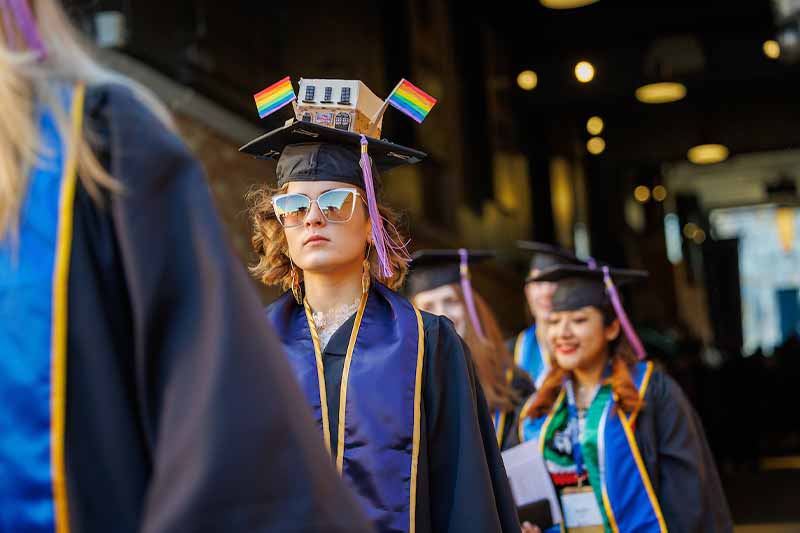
[561,486,604,532]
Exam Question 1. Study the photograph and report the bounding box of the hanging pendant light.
[540,0,600,9]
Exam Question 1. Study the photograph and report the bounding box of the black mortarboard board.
[517,241,584,275]
[239,121,426,188]
[406,249,494,296]
[533,264,649,312]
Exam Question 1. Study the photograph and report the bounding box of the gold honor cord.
[304,299,332,455]
[335,291,369,474]
[51,81,85,533]
[408,305,425,533]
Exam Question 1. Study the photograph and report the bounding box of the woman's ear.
[605,318,621,342]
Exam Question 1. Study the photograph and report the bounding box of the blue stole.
[268,282,425,533]
[514,324,548,388]
[0,84,84,531]
[519,361,667,533]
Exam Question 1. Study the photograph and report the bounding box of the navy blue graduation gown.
[274,295,521,533]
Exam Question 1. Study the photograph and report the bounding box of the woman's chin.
[554,352,582,371]
[297,252,351,274]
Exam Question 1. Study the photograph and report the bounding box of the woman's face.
[413,284,466,337]
[546,306,620,372]
[524,268,557,320]
[282,181,371,276]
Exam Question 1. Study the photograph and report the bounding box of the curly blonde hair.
[247,183,409,291]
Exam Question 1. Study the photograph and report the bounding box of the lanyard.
[564,379,599,483]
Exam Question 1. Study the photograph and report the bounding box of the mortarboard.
[517,241,584,279]
[407,249,494,339]
[240,122,426,189]
[406,249,495,296]
[532,264,650,360]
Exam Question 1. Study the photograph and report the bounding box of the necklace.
[311,296,361,350]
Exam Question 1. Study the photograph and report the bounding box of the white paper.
[562,490,603,527]
[501,439,562,525]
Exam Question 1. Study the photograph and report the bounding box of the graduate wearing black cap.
[243,79,519,533]
[514,265,732,533]
[406,250,535,451]
[509,242,585,388]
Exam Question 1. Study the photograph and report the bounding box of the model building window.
[334,112,351,131]
[339,87,351,105]
[322,86,333,103]
[301,111,313,123]
[303,85,316,103]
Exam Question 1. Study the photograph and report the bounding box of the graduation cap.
[533,264,650,360]
[240,122,427,188]
[517,241,584,280]
[240,77,437,279]
[407,249,494,339]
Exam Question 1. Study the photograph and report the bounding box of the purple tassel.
[601,266,647,360]
[359,135,410,279]
[3,0,46,59]
[459,248,486,339]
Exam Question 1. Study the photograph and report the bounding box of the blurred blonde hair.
[0,0,172,239]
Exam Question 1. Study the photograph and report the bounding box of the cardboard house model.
[292,79,386,137]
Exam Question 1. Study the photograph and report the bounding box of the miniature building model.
[293,79,386,137]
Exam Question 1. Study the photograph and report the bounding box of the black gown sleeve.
[638,370,733,533]
[84,85,372,533]
[420,313,520,533]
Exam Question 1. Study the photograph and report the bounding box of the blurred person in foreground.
[0,1,372,532]
[406,249,534,451]
[517,264,732,533]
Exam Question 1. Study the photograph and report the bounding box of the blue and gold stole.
[514,324,548,388]
[518,361,667,533]
[268,282,425,533]
[0,83,84,532]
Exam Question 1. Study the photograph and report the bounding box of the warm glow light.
[586,116,604,135]
[575,61,595,83]
[540,0,600,8]
[653,185,667,202]
[517,70,538,90]
[634,186,651,203]
[693,229,707,244]
[586,136,605,155]
[763,40,781,59]
[635,82,687,104]
[687,144,729,165]
[683,222,699,239]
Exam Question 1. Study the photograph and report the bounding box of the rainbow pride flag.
[254,76,296,118]
[387,79,437,123]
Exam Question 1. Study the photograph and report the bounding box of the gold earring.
[362,244,372,294]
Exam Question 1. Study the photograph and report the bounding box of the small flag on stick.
[253,76,296,118]
[386,79,437,123]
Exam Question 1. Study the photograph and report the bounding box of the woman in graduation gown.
[517,264,733,533]
[244,96,519,532]
[406,249,534,451]
[0,3,371,532]
[509,242,585,388]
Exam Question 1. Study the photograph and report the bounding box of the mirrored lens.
[273,194,311,227]
[317,189,356,223]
